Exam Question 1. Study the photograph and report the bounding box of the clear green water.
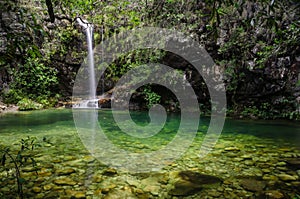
[0,109,299,198]
[1,109,299,145]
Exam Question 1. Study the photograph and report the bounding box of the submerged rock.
[140,176,162,196]
[224,146,240,152]
[264,190,285,199]
[103,168,117,176]
[43,184,53,191]
[104,189,137,199]
[240,178,266,192]
[53,177,77,186]
[74,192,86,199]
[277,173,298,181]
[169,171,222,196]
[285,159,300,170]
[32,186,42,193]
[56,168,76,175]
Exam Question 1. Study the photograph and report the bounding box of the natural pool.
[0,109,299,198]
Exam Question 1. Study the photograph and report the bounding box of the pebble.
[277,173,298,181]
[30,186,41,193]
[224,147,240,152]
[240,179,266,192]
[35,193,46,199]
[262,169,271,173]
[277,166,288,171]
[103,168,117,176]
[56,168,76,175]
[276,162,286,166]
[93,174,102,183]
[82,155,96,163]
[241,154,253,160]
[22,167,38,172]
[43,184,53,191]
[38,168,52,177]
[1,126,300,198]
[54,177,77,186]
[74,192,86,199]
[244,160,255,166]
[264,190,285,199]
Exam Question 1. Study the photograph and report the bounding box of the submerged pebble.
[0,110,299,198]
[277,173,298,181]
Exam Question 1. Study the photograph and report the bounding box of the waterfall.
[74,18,98,108]
[73,18,99,186]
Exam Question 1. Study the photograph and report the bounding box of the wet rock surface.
[0,102,18,114]
[240,178,266,192]
[169,171,222,196]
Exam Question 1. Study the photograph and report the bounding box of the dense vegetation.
[0,0,299,119]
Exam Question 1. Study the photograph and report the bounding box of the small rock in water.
[277,173,298,181]
[262,169,271,173]
[276,162,286,167]
[241,154,253,160]
[53,177,77,186]
[32,186,42,193]
[56,168,76,175]
[93,174,102,183]
[140,176,162,196]
[169,171,221,196]
[240,178,266,192]
[74,192,86,199]
[22,167,37,172]
[285,159,300,170]
[224,147,240,152]
[264,190,285,199]
[38,168,52,177]
[103,189,136,199]
[244,160,255,166]
[82,155,96,163]
[103,168,117,176]
[43,184,53,191]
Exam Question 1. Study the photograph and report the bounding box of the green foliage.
[143,85,161,109]
[106,49,165,80]
[14,58,57,96]
[294,194,300,199]
[17,98,43,111]
[1,0,60,107]
[2,89,23,104]
[3,57,58,107]
[2,0,299,120]
[236,99,300,120]
[0,137,39,199]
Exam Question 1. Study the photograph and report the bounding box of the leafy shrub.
[143,86,161,109]
[3,57,58,107]
[17,98,43,111]
[2,89,23,104]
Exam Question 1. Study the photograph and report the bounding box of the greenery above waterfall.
[0,0,299,119]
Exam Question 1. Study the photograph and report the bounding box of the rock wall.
[0,0,299,118]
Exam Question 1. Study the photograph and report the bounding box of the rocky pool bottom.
[0,109,299,199]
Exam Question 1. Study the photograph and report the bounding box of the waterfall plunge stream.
[74,18,98,108]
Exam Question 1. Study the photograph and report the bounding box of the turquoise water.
[0,109,299,198]
[1,109,299,145]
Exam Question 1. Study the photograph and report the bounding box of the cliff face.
[0,0,299,119]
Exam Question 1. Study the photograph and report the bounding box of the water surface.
[0,109,299,198]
